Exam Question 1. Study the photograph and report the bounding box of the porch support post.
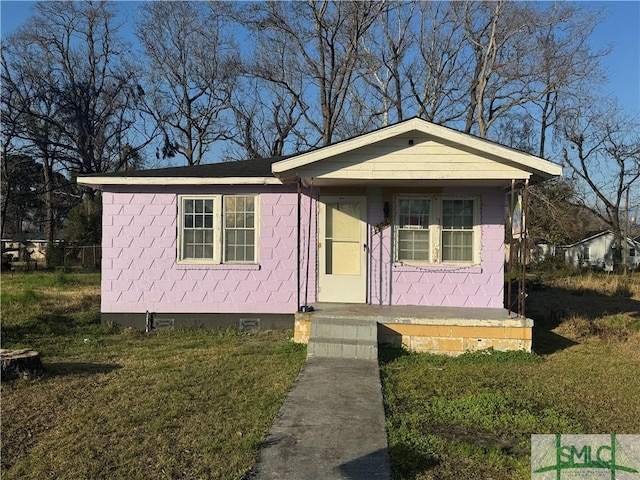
[297,179,301,311]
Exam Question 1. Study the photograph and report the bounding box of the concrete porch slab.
[309,303,532,327]
[295,304,534,355]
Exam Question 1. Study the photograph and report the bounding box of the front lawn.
[3,271,639,479]
[381,273,640,479]
[0,271,306,480]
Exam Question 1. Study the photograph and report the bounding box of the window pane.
[223,196,256,262]
[181,197,215,261]
[443,199,473,229]
[399,198,429,228]
[441,200,474,262]
[398,229,429,261]
[442,231,473,262]
[226,244,235,261]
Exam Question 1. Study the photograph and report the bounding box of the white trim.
[177,195,222,264]
[78,176,282,187]
[394,194,481,266]
[272,117,562,178]
[222,195,260,264]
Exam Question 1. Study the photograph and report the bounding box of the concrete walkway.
[250,357,391,480]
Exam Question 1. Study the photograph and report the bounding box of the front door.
[318,196,367,303]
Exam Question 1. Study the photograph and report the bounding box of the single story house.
[1,237,64,267]
[562,230,640,271]
[79,118,561,355]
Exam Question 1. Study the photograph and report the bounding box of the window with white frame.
[397,198,430,261]
[178,195,258,264]
[441,199,474,262]
[224,196,256,263]
[395,196,479,264]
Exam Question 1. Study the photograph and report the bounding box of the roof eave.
[78,176,284,189]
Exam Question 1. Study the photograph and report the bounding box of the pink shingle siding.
[101,187,312,314]
[367,188,505,308]
[101,186,503,314]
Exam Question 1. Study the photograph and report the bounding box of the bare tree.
[224,29,308,160]
[136,1,238,166]
[529,4,607,158]
[406,1,468,125]
[354,0,415,127]
[1,1,142,260]
[560,103,640,266]
[244,1,382,147]
[460,1,545,138]
[2,1,143,176]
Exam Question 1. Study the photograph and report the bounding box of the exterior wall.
[565,234,614,268]
[101,184,504,318]
[101,185,312,316]
[366,187,505,308]
[564,233,640,270]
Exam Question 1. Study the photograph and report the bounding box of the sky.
[1,0,639,115]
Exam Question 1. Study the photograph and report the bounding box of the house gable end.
[272,118,561,185]
[290,130,533,183]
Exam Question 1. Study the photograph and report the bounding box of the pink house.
[80,118,561,355]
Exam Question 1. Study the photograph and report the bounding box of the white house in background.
[562,230,640,271]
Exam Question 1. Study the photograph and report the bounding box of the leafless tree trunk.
[224,29,307,160]
[355,0,415,126]
[244,1,381,147]
[530,4,607,158]
[561,104,640,268]
[136,1,238,166]
[407,1,468,125]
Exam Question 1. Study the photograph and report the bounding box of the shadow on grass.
[45,362,122,377]
[387,442,439,478]
[1,312,102,345]
[378,344,412,366]
[523,280,639,355]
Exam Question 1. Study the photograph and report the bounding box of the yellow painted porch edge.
[382,323,532,340]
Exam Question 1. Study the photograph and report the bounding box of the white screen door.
[318,196,367,303]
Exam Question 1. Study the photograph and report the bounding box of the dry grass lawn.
[382,272,640,480]
[1,271,306,480]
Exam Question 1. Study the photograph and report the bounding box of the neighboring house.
[562,230,640,271]
[1,237,59,263]
[79,117,561,354]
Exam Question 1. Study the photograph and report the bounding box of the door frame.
[317,195,368,303]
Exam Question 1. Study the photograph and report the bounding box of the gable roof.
[562,230,640,248]
[272,117,561,185]
[78,117,561,189]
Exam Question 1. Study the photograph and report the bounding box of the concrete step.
[307,337,378,360]
[310,317,377,342]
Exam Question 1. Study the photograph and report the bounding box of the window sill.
[176,263,261,270]
[394,262,482,274]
